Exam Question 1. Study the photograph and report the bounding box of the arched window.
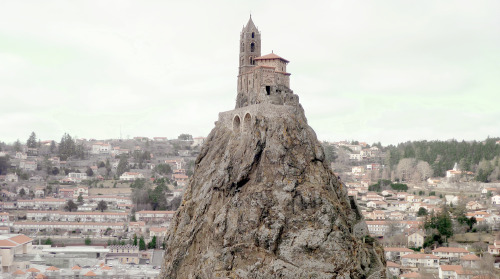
[251,43,255,52]
[252,32,255,38]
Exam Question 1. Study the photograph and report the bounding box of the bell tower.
[238,16,261,76]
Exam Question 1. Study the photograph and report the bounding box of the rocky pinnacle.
[161,96,386,278]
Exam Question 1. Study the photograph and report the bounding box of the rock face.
[161,102,386,278]
[161,17,386,279]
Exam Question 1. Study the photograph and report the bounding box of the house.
[387,201,410,212]
[111,146,130,156]
[349,153,362,161]
[366,221,389,237]
[460,254,480,268]
[48,156,61,168]
[165,159,184,170]
[492,195,500,205]
[0,234,33,273]
[0,212,9,222]
[438,265,474,279]
[59,188,75,198]
[26,211,128,223]
[352,166,365,174]
[15,152,27,160]
[153,137,168,142]
[407,230,425,248]
[362,192,384,202]
[172,173,189,187]
[423,196,442,205]
[366,210,385,220]
[397,192,410,200]
[91,142,112,155]
[67,172,88,182]
[482,187,499,195]
[466,201,483,211]
[427,178,441,186]
[119,172,145,181]
[366,201,388,209]
[381,190,396,197]
[74,186,89,197]
[1,190,17,199]
[386,261,401,277]
[387,211,405,221]
[488,238,500,255]
[149,227,167,240]
[432,247,470,262]
[400,272,422,279]
[12,221,125,234]
[135,210,175,223]
[106,245,139,264]
[401,253,440,268]
[128,221,146,235]
[192,137,206,146]
[5,173,18,183]
[19,160,37,171]
[28,175,44,182]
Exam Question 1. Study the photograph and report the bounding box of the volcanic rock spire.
[161,17,386,279]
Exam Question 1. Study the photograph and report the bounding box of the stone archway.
[233,115,241,132]
[243,113,251,132]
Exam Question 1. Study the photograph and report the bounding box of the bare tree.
[416,161,433,181]
[396,158,417,182]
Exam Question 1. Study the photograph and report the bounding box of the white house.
[407,230,425,248]
[366,221,389,237]
[119,172,145,181]
[67,172,88,182]
[401,253,440,268]
[438,265,473,279]
[19,160,37,171]
[432,247,470,261]
[0,234,33,273]
[491,195,500,205]
[488,238,500,255]
[5,173,18,183]
[91,142,112,155]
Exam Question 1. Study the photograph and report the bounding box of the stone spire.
[243,15,257,32]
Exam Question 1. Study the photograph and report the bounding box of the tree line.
[384,138,500,177]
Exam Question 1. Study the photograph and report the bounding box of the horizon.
[1,1,499,146]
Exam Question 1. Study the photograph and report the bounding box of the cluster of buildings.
[0,233,161,278]
[345,180,500,277]
[0,136,208,276]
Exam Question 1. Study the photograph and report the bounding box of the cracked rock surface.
[161,105,386,279]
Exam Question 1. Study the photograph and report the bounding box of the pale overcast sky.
[1,1,499,145]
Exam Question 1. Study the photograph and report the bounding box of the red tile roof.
[401,253,439,259]
[432,247,469,253]
[254,53,289,63]
[440,265,463,271]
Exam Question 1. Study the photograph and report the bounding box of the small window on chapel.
[252,32,255,38]
[250,43,255,52]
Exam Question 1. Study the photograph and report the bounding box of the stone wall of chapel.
[256,59,287,73]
